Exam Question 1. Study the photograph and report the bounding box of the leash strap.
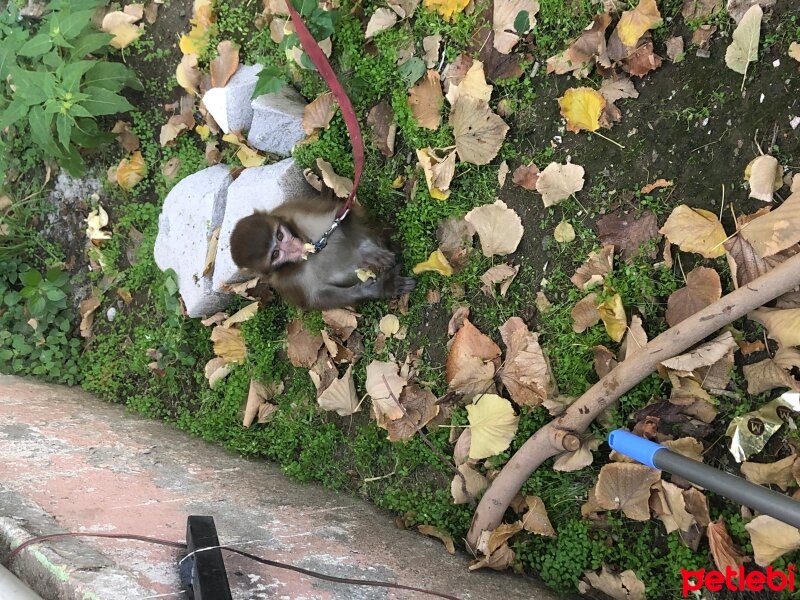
[284,0,363,220]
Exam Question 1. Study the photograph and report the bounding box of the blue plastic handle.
[608,429,665,468]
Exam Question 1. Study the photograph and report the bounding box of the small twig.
[592,131,625,149]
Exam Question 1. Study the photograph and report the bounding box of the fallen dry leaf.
[422,34,441,67]
[619,314,648,361]
[480,263,519,297]
[387,383,439,441]
[287,319,323,368]
[102,10,143,49]
[112,121,140,152]
[546,13,612,77]
[616,0,662,47]
[725,5,762,75]
[790,42,800,62]
[559,87,606,133]
[466,394,519,459]
[365,7,397,38]
[512,163,539,190]
[594,462,660,520]
[418,525,456,553]
[413,248,454,276]
[499,317,557,406]
[746,154,781,202]
[521,496,556,536]
[572,292,600,333]
[579,567,646,600]
[451,462,488,504]
[666,36,684,61]
[622,41,663,77]
[322,308,359,341]
[303,92,337,136]
[554,220,576,243]
[211,325,247,363]
[409,70,444,130]
[201,226,220,277]
[114,151,146,190]
[243,379,282,427]
[316,158,353,198]
[707,519,748,575]
[665,266,721,327]
[743,357,800,394]
[571,245,614,290]
[210,41,239,88]
[423,0,469,21]
[599,293,626,342]
[749,307,800,347]
[445,60,492,105]
[318,365,360,416]
[468,542,515,571]
[740,192,800,258]
[446,318,500,395]
[367,101,396,157]
[79,294,101,339]
[745,514,800,566]
[464,200,524,257]
[536,162,585,207]
[741,455,797,491]
[682,0,722,20]
[417,147,456,199]
[450,97,508,165]
[493,0,539,54]
[597,209,659,262]
[365,360,407,423]
[659,205,726,258]
[437,217,475,270]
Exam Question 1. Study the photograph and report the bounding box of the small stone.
[247,87,307,156]
[202,64,263,134]
[106,307,117,322]
[154,165,233,317]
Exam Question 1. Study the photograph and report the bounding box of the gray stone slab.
[247,86,307,155]
[213,158,313,289]
[202,64,263,134]
[153,164,233,318]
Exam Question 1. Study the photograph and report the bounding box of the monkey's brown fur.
[229,193,415,310]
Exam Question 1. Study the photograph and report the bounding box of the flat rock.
[213,158,313,290]
[247,87,307,155]
[154,165,233,317]
[202,64,262,134]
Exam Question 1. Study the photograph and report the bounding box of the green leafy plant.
[0,260,80,383]
[0,0,140,181]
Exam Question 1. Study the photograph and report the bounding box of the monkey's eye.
[271,249,280,262]
[276,230,284,242]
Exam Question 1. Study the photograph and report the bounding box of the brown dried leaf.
[446,319,500,395]
[387,384,439,441]
[682,0,722,20]
[741,455,798,491]
[745,515,800,566]
[623,41,663,77]
[365,7,397,38]
[366,360,407,423]
[666,36,685,61]
[593,345,618,377]
[594,462,660,520]
[418,525,455,553]
[468,543,515,571]
[441,54,473,94]
[652,480,696,533]
[445,60,492,105]
[211,325,247,363]
[511,163,539,190]
[451,463,488,504]
[746,154,781,202]
[660,331,736,373]
[112,120,140,152]
[79,293,101,339]
[619,314,648,361]
[201,225,219,277]
[599,76,639,103]
[437,217,475,270]
[521,496,556,537]
[546,13,612,77]
[318,365,360,416]
[570,244,614,290]
[499,317,558,406]
[480,263,519,297]
[210,41,239,88]
[367,101,396,157]
[450,97,508,165]
[417,147,456,199]
[422,34,441,68]
[409,70,444,129]
[572,293,600,333]
[303,92,337,136]
[665,267,722,327]
[322,308,359,341]
[707,519,748,574]
[464,199,524,257]
[743,358,800,394]
[287,319,323,368]
[243,379,282,427]
[492,0,539,54]
[597,210,660,262]
[579,567,646,600]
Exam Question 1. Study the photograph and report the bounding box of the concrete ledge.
[0,376,561,599]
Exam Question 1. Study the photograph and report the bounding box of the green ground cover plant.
[2,0,800,597]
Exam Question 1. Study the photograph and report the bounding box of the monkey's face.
[230,213,306,274]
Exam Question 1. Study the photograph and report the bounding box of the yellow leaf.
[355,268,375,281]
[195,124,211,140]
[211,325,247,363]
[617,0,662,47]
[223,301,260,327]
[558,87,605,133]
[115,151,146,190]
[176,53,200,95]
[108,22,142,49]
[466,394,519,459]
[236,145,266,167]
[659,205,726,258]
[423,0,469,20]
[391,175,405,188]
[379,314,401,337]
[725,5,762,75]
[413,249,454,276]
[598,293,626,342]
[417,147,455,199]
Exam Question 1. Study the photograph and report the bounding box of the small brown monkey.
[229,193,416,310]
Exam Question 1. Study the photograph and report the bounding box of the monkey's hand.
[378,265,417,298]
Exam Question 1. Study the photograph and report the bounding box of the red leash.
[284,0,363,220]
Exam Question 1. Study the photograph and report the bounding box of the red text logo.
[681,565,795,596]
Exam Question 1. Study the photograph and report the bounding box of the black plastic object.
[184,515,233,600]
